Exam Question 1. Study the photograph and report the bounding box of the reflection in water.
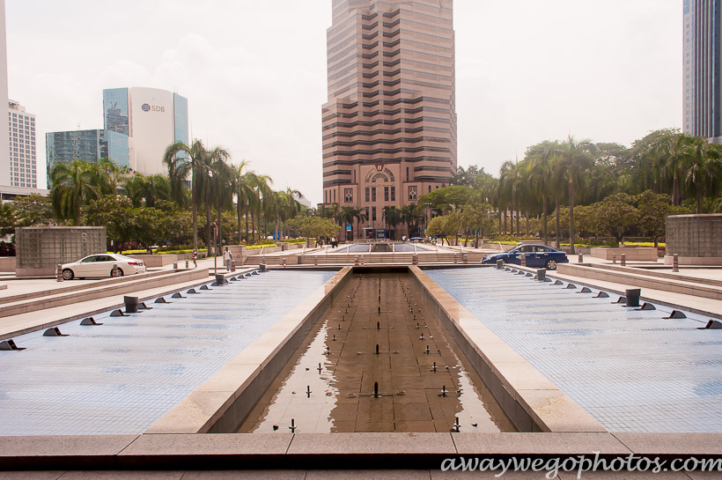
[239,273,514,434]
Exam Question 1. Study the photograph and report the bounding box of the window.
[344,188,353,203]
[372,187,376,202]
[372,206,377,221]
[333,190,336,203]
[406,167,409,181]
[384,186,389,202]
[408,185,417,201]
[428,186,432,193]
[365,207,369,220]
[365,187,370,202]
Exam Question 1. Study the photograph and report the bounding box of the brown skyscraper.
[321,0,457,239]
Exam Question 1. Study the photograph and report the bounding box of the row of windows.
[326,136,450,148]
[323,146,451,159]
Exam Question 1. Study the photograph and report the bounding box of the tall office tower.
[103,87,188,176]
[683,0,722,143]
[45,129,129,188]
[0,0,10,187]
[7,100,36,188]
[321,0,457,239]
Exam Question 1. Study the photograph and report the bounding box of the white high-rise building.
[7,100,36,188]
[0,0,10,187]
[103,87,188,176]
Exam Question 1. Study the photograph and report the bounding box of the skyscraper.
[0,0,10,187]
[683,0,722,143]
[321,0,457,239]
[7,100,36,188]
[103,87,188,176]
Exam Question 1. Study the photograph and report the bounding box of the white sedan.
[61,254,146,280]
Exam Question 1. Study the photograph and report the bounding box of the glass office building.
[45,129,129,188]
[103,88,130,136]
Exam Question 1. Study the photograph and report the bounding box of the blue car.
[482,244,569,270]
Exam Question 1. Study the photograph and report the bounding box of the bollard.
[612,254,616,264]
[282,258,287,269]
[412,254,418,266]
[537,269,546,282]
[672,254,679,273]
[621,254,626,267]
[462,253,468,264]
[313,256,318,266]
[215,274,225,286]
[453,254,457,264]
[496,259,504,270]
[124,296,139,313]
[173,262,178,270]
[578,253,583,263]
[360,256,365,266]
[354,255,359,266]
[521,254,527,267]
[231,260,236,272]
[112,263,119,277]
[259,263,267,272]
[625,288,641,308]
[56,264,63,282]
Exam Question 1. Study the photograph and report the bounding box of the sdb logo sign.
[141,103,165,113]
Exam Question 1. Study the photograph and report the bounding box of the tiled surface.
[426,268,722,433]
[0,270,334,436]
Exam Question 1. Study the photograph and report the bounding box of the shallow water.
[239,272,514,434]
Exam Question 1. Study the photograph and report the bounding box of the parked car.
[61,254,146,280]
[482,244,569,270]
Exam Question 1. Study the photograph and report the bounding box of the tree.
[50,160,103,225]
[163,140,208,250]
[593,193,639,244]
[12,194,54,226]
[425,213,462,245]
[286,216,339,243]
[550,136,595,254]
[382,206,401,238]
[635,190,672,247]
[681,137,722,214]
[124,174,171,208]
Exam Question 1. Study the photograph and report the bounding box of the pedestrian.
[223,247,232,272]
[192,249,198,268]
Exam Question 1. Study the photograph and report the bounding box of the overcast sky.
[6,0,681,205]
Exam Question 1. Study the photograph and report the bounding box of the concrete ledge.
[0,268,209,319]
[146,267,352,434]
[1,433,721,470]
[0,435,138,469]
[557,264,722,301]
[410,267,605,434]
[590,247,658,261]
[0,270,175,306]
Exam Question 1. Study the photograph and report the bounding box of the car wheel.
[62,269,74,280]
[545,259,558,270]
[117,268,124,277]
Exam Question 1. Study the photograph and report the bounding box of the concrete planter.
[0,256,16,272]
[665,214,722,265]
[590,247,658,261]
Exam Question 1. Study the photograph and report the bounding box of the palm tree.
[124,174,171,208]
[682,137,722,213]
[382,206,401,239]
[201,147,231,250]
[528,144,557,246]
[209,153,234,254]
[231,161,255,243]
[550,136,595,254]
[49,160,101,225]
[164,140,210,251]
[659,133,692,206]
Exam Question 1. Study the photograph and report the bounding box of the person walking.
[192,249,198,268]
[223,247,232,272]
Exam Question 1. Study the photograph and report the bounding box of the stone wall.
[666,214,722,265]
[15,227,107,277]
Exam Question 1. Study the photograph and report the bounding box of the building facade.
[321,0,457,239]
[103,87,188,176]
[7,100,36,188]
[683,0,722,143]
[0,0,10,187]
[45,129,129,187]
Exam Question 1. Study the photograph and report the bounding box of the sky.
[5,0,682,205]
